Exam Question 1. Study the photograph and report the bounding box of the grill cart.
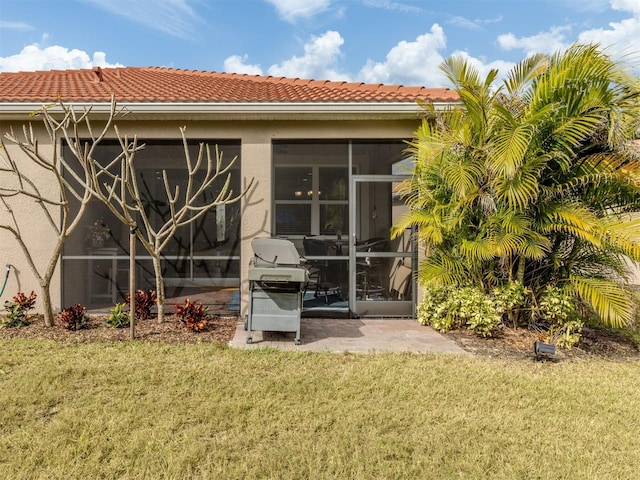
[246,238,309,345]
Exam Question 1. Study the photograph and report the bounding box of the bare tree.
[0,100,121,326]
[88,125,252,322]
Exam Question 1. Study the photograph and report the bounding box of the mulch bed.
[2,314,639,362]
[444,325,640,361]
[0,314,239,345]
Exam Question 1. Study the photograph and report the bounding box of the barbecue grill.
[246,238,309,345]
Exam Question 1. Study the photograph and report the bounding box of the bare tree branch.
[89,124,253,322]
[0,96,123,326]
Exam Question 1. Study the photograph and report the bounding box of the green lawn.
[1,340,639,479]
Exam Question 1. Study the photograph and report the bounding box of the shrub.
[174,298,210,332]
[418,282,584,347]
[454,287,502,337]
[106,302,129,328]
[537,285,582,348]
[57,303,88,331]
[536,285,575,324]
[549,320,584,349]
[493,282,530,327]
[417,286,454,330]
[1,291,37,328]
[417,282,530,337]
[125,290,157,320]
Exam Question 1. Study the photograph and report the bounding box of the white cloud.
[0,44,123,72]
[495,0,640,64]
[223,55,263,75]
[556,0,611,12]
[448,15,503,31]
[265,0,332,22]
[266,30,351,81]
[482,15,503,25]
[611,0,640,14]
[448,16,482,31]
[356,23,515,88]
[81,0,202,39]
[224,31,349,81]
[361,0,423,14]
[577,0,640,60]
[357,24,448,87]
[492,0,640,72]
[448,50,515,86]
[497,25,572,56]
[0,21,35,31]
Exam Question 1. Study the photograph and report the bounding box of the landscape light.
[534,340,556,360]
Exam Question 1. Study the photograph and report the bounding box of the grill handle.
[254,252,278,266]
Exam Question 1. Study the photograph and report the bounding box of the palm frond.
[553,112,606,151]
[519,235,552,260]
[540,202,597,230]
[569,243,631,281]
[441,158,484,197]
[599,214,640,262]
[494,166,540,209]
[495,210,528,234]
[418,254,470,287]
[460,237,496,262]
[392,210,445,245]
[490,112,534,178]
[568,274,634,327]
[503,53,549,97]
[490,232,522,258]
[440,56,482,90]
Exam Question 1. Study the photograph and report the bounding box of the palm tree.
[394,44,640,327]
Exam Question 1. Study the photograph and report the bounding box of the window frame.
[273,164,350,238]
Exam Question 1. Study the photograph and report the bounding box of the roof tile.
[0,67,458,104]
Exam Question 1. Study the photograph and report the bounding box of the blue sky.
[0,0,638,87]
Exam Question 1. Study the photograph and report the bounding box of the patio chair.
[355,237,389,300]
[303,236,342,303]
[388,259,412,300]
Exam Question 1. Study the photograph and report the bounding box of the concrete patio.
[230,317,468,354]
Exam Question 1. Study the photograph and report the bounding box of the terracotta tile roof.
[0,66,458,104]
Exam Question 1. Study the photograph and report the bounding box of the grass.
[1,340,640,479]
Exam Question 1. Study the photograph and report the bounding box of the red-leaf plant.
[125,289,157,320]
[57,303,88,331]
[174,298,210,332]
[2,291,37,327]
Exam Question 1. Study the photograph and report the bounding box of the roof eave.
[0,101,456,121]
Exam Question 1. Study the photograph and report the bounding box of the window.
[273,141,349,238]
[62,139,241,308]
[274,165,348,237]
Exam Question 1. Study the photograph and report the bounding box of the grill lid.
[251,238,305,267]
[248,266,309,283]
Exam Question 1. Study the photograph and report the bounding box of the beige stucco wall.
[237,119,419,316]
[0,122,62,311]
[1,114,419,316]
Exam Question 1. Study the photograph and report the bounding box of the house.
[0,66,459,318]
